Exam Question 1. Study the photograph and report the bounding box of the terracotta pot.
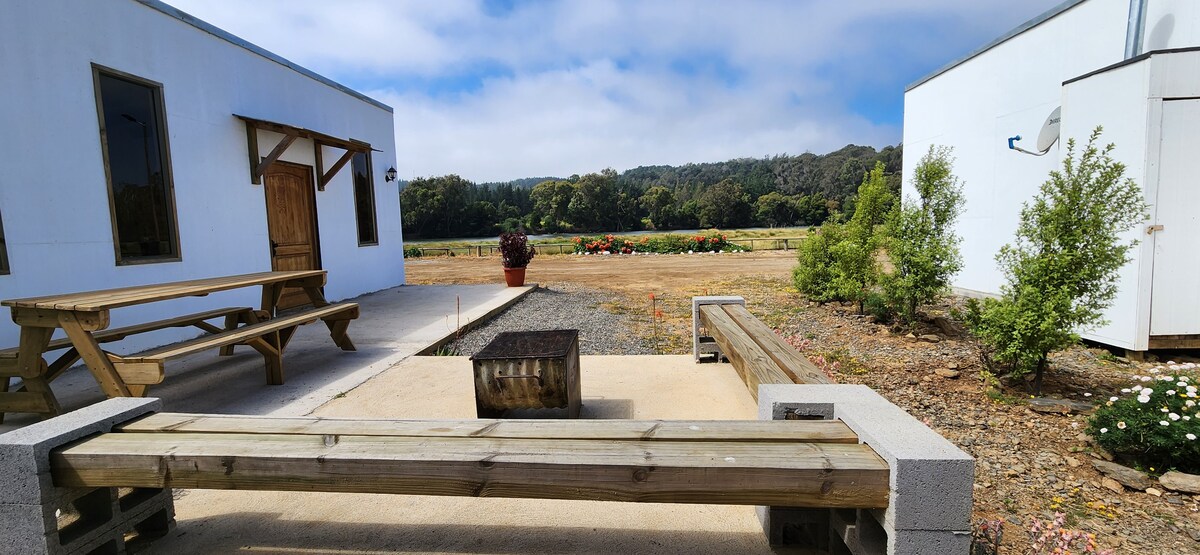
[503,267,527,287]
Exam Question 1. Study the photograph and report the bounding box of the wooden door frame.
[262,160,323,272]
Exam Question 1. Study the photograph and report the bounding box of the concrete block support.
[0,398,173,555]
[758,384,974,555]
[691,296,745,362]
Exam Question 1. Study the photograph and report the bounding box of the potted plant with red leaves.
[498,231,536,286]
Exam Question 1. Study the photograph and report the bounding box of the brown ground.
[407,251,1200,554]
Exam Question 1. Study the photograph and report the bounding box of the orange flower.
[654,310,663,319]
[648,293,655,300]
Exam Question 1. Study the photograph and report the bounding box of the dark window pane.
[0,207,8,274]
[352,152,378,245]
[97,71,177,261]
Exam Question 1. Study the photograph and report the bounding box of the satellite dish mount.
[1008,106,1061,156]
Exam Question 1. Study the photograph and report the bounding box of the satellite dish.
[1036,106,1061,152]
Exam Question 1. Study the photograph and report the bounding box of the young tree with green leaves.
[793,162,893,311]
[966,128,1148,394]
[882,146,965,325]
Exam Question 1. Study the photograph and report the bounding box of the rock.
[1036,451,1064,468]
[1158,471,1200,494]
[905,332,917,340]
[1064,455,1081,468]
[1102,477,1125,493]
[1028,397,1095,415]
[1146,487,1163,497]
[1189,528,1200,542]
[1166,495,1184,505]
[918,334,941,343]
[1005,463,1027,477]
[1091,460,1153,491]
[934,368,961,379]
[930,315,960,336]
[946,362,959,370]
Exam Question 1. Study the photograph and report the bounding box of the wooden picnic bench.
[0,271,358,421]
[50,412,891,509]
[696,301,833,400]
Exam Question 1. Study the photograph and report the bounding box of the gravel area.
[451,284,654,356]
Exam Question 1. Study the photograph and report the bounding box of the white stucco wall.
[902,0,1200,349]
[0,0,404,352]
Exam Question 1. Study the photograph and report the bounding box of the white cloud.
[164,0,1060,181]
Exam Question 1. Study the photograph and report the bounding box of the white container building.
[0,0,406,352]
[903,0,1200,354]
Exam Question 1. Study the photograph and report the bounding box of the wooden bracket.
[318,149,356,191]
[251,134,298,185]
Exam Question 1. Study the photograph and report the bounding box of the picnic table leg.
[261,282,286,316]
[59,313,132,398]
[302,286,357,351]
[9,326,61,419]
[218,312,242,356]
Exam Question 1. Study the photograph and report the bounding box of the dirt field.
[405,251,796,291]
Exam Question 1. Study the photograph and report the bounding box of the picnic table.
[0,270,359,421]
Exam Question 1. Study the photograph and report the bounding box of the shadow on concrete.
[161,513,784,554]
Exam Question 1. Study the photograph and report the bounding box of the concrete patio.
[0,283,534,433]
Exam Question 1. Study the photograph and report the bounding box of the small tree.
[966,128,1148,394]
[793,162,893,311]
[793,219,846,302]
[882,146,965,326]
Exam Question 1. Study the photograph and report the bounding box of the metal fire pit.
[470,329,581,418]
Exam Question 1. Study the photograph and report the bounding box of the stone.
[1091,460,1152,491]
[1102,477,1125,493]
[1028,397,1094,415]
[918,334,941,343]
[930,316,959,336]
[1146,487,1163,497]
[934,368,961,379]
[946,362,959,370]
[1064,455,1081,468]
[1158,471,1200,494]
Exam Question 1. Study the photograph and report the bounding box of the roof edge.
[905,0,1088,92]
[135,0,394,114]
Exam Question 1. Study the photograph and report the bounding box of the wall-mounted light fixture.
[385,166,398,182]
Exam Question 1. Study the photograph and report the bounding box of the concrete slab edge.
[416,284,539,356]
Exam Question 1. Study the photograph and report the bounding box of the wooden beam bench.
[49,411,890,509]
[695,299,833,400]
[108,302,359,392]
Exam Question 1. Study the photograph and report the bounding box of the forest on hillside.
[398,144,902,239]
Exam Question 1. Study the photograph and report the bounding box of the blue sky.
[165,0,1061,182]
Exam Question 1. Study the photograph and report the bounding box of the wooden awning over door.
[236,115,376,190]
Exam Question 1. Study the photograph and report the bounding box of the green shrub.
[793,221,845,302]
[403,246,423,258]
[862,291,894,324]
[881,146,964,326]
[965,128,1148,394]
[1088,363,1200,473]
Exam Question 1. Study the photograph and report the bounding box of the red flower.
[648,293,656,300]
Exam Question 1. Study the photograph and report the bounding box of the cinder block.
[888,529,972,555]
[0,398,168,555]
[758,384,973,554]
[691,296,745,361]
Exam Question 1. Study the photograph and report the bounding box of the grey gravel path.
[451,284,654,356]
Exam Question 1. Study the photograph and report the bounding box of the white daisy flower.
[1083,392,1092,397]
[1100,428,1108,433]
[1188,434,1197,441]
[1160,421,1170,426]
[1170,413,1181,421]
[1133,385,1144,391]
[1110,396,1119,402]
[1117,422,1127,429]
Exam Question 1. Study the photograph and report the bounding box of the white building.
[0,0,405,351]
[903,0,1200,353]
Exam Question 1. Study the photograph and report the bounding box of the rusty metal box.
[470,329,581,418]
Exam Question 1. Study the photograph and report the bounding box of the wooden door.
[1149,99,1200,335]
[264,162,320,309]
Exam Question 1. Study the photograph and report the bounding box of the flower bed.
[571,232,748,255]
[1088,362,1200,473]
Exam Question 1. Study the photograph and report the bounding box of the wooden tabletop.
[2,270,325,312]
